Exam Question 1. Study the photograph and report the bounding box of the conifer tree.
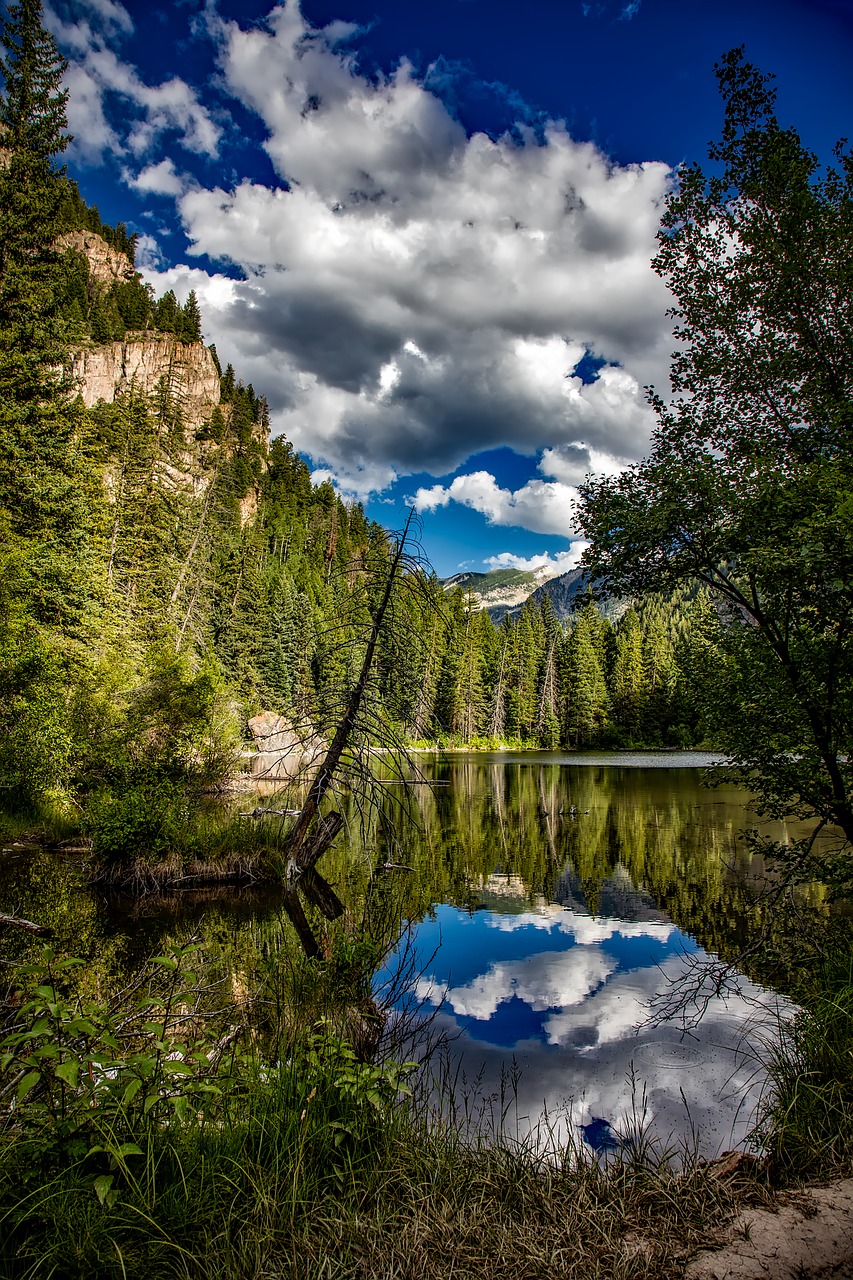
[612,607,646,741]
[0,0,93,621]
[181,289,202,342]
[0,1,68,355]
[563,599,610,747]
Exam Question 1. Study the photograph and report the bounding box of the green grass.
[752,948,853,1181]
[1,1071,771,1280]
[0,940,775,1280]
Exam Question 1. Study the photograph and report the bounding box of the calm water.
[374,752,811,1156]
[2,752,818,1155]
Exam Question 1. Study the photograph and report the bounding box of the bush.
[83,780,185,863]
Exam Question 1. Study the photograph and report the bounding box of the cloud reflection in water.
[396,892,785,1156]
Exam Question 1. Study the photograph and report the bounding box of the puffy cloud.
[124,158,187,197]
[485,907,675,948]
[62,58,121,161]
[411,429,637,537]
[544,976,653,1050]
[484,549,585,574]
[48,4,221,164]
[132,1,672,498]
[58,0,675,512]
[437,946,616,1021]
[413,470,578,536]
[413,940,788,1156]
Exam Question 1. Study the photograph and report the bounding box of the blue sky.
[43,0,853,576]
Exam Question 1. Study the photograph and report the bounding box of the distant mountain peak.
[441,563,582,620]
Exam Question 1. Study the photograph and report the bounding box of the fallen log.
[0,913,53,937]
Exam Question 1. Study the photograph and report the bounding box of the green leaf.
[163,1060,192,1075]
[121,1078,142,1106]
[32,1043,60,1060]
[55,1060,79,1089]
[68,1018,99,1037]
[93,1174,114,1207]
[17,1071,41,1102]
[170,1094,188,1122]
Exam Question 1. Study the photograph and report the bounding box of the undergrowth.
[754,946,853,1181]
[0,941,774,1280]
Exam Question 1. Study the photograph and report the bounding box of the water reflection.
[1,752,820,1153]
[375,754,811,1155]
[389,889,781,1155]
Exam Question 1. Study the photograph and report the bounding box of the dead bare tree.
[271,509,443,957]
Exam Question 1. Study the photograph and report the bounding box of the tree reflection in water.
[0,753,826,1155]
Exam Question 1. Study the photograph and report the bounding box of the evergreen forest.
[0,17,714,818]
[3,3,853,1278]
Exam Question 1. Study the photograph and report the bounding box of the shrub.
[83,780,185,863]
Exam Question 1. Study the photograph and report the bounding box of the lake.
[1,752,816,1157]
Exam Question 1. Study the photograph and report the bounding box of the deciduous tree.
[577,50,853,887]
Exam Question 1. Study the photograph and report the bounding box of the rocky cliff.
[70,335,221,434]
[57,229,136,286]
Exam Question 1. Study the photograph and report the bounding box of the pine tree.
[536,597,562,748]
[612,607,646,741]
[563,599,610,747]
[181,289,202,342]
[154,289,180,334]
[0,0,94,622]
[0,0,68,376]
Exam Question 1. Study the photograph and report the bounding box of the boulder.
[247,713,325,781]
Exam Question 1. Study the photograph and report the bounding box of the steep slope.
[70,333,221,434]
[442,564,561,620]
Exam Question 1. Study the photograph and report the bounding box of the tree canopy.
[576,49,853,888]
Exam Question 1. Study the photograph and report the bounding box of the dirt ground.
[686,1179,853,1279]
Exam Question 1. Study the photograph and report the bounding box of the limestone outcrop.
[57,230,136,286]
[246,713,325,782]
[70,336,221,434]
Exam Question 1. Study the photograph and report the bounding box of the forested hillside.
[0,5,716,815]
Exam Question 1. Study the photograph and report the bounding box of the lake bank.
[3,753,852,1278]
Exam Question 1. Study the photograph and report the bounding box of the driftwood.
[238,808,301,819]
[0,913,53,937]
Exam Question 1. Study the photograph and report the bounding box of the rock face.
[70,336,221,434]
[442,565,561,622]
[57,230,136,286]
[246,713,325,782]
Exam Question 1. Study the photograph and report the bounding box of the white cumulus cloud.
[124,157,188,197]
[48,4,221,164]
[437,946,615,1021]
[138,1,672,501]
[413,470,579,536]
[58,0,676,520]
[484,549,586,574]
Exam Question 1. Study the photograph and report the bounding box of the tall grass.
[0,941,771,1280]
[753,948,853,1181]
[1,1064,769,1280]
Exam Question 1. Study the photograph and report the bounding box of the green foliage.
[755,951,853,1179]
[0,943,228,1156]
[83,781,185,863]
[0,936,766,1280]
[577,51,853,880]
[57,178,138,261]
[0,621,72,798]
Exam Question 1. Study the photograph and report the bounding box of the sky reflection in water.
[376,755,789,1157]
[384,894,782,1155]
